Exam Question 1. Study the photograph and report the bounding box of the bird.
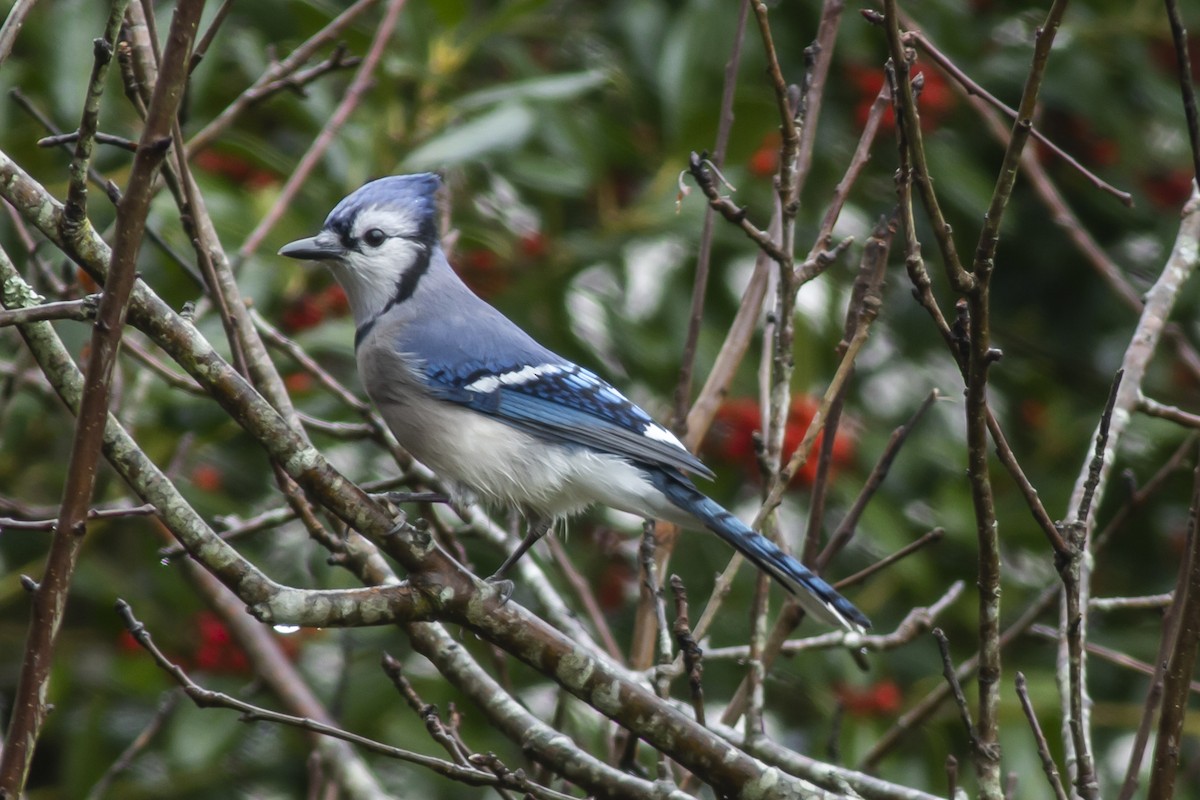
[278,173,870,633]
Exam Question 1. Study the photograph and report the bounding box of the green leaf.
[403,103,536,169]
[454,70,610,111]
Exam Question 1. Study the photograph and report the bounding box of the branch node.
[92,37,114,64]
[147,135,173,154]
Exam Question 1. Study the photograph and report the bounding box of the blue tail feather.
[648,471,871,633]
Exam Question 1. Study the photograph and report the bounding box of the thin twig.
[252,45,361,97]
[252,310,371,413]
[186,0,381,155]
[0,298,96,327]
[804,212,894,565]
[188,0,233,72]
[793,0,848,193]
[84,691,182,800]
[701,580,964,661]
[544,534,624,662]
[0,0,40,68]
[672,0,749,431]
[39,130,139,152]
[1147,440,1200,800]
[1015,672,1070,800]
[1164,0,1200,189]
[1058,370,1122,800]
[1138,394,1200,429]
[901,28,1132,206]
[1090,593,1173,612]
[238,0,407,258]
[1059,193,1200,794]
[0,4,202,792]
[817,389,937,571]
[668,575,705,726]
[1031,624,1200,694]
[115,601,570,799]
[932,628,984,758]
[0,503,157,532]
[1119,674,1166,800]
[685,153,790,265]
[63,0,129,233]
[882,0,972,293]
[834,528,944,590]
[381,654,474,767]
[808,80,891,259]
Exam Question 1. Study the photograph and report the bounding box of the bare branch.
[672,0,750,430]
[902,28,1132,206]
[1164,0,1200,188]
[1147,440,1200,799]
[0,3,202,791]
[185,0,381,155]
[115,600,565,798]
[0,297,96,327]
[703,580,964,660]
[1015,672,1070,800]
[238,0,407,258]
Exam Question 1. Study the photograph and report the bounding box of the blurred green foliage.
[2,0,1200,797]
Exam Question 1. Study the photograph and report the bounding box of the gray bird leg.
[487,517,553,584]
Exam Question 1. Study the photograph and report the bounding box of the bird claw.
[485,575,515,606]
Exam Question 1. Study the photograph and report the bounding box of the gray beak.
[278,232,344,261]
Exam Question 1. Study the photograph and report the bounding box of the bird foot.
[485,575,515,606]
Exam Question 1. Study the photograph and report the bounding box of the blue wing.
[421,358,715,480]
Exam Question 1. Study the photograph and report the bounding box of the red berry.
[456,249,510,297]
[284,372,314,394]
[847,64,954,132]
[194,150,279,189]
[193,612,249,674]
[835,679,903,717]
[280,295,325,333]
[1142,170,1194,210]
[748,132,781,178]
[191,463,224,492]
[705,396,855,487]
[319,283,350,317]
[518,232,549,259]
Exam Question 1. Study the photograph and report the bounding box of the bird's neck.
[337,247,474,343]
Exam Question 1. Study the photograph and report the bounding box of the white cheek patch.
[465,363,565,393]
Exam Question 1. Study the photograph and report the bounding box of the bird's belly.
[374,395,680,523]
[375,395,579,513]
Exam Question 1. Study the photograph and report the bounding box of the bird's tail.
[648,471,871,633]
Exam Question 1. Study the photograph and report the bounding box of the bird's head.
[279,173,443,324]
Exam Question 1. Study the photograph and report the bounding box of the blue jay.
[279,174,870,633]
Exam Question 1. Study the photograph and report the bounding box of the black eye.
[362,228,387,247]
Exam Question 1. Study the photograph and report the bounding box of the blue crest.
[324,173,442,240]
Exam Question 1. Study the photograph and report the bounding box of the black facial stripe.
[390,239,432,306]
[353,222,437,350]
[354,318,376,348]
